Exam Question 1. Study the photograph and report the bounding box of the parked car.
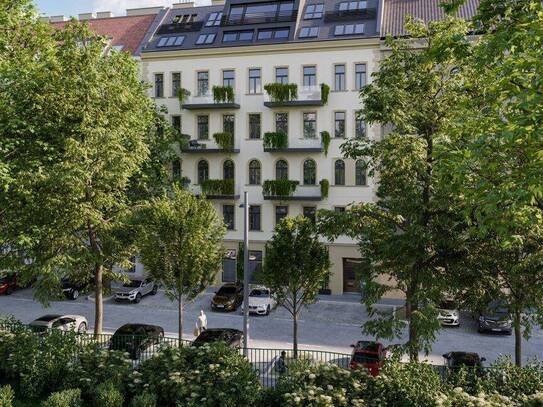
[478,300,512,335]
[29,314,88,334]
[109,324,164,360]
[0,273,20,295]
[61,276,92,300]
[114,278,157,303]
[192,328,243,348]
[443,351,486,369]
[349,340,387,376]
[211,283,243,312]
[437,299,460,327]
[245,286,275,316]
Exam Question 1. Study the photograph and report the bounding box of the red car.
[0,274,19,295]
[349,340,387,376]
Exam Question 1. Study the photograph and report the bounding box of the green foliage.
[130,392,157,407]
[212,132,234,150]
[320,131,330,156]
[212,86,235,103]
[263,132,288,149]
[262,180,299,198]
[137,344,261,407]
[264,83,298,102]
[320,83,330,104]
[436,388,515,407]
[319,179,329,199]
[41,389,82,407]
[261,216,331,355]
[94,382,123,407]
[201,179,235,196]
[0,385,14,407]
[177,87,191,105]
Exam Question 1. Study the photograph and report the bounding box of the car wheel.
[71,290,79,300]
[134,293,142,304]
[5,287,13,295]
[151,285,158,295]
[77,322,87,334]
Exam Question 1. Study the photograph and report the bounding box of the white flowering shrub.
[522,391,543,406]
[436,387,515,407]
[0,385,14,407]
[95,381,124,407]
[270,360,369,406]
[137,343,261,407]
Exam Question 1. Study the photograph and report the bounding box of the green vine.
[213,132,234,150]
[263,132,288,149]
[201,179,235,195]
[319,179,329,199]
[264,83,298,102]
[320,131,330,156]
[263,180,299,197]
[177,87,191,106]
[320,83,330,105]
[212,86,235,103]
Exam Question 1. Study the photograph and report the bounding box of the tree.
[0,11,155,334]
[135,186,226,340]
[260,216,330,356]
[319,15,471,360]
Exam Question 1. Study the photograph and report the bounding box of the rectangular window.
[299,26,319,38]
[303,112,317,138]
[172,115,181,133]
[197,115,209,140]
[338,0,367,11]
[335,64,346,91]
[223,70,235,88]
[355,63,367,90]
[197,71,209,96]
[157,36,185,47]
[275,113,288,134]
[275,67,289,84]
[249,205,261,231]
[223,30,254,42]
[303,206,316,223]
[171,72,181,97]
[196,33,216,45]
[222,250,236,282]
[206,12,223,26]
[223,114,235,136]
[334,23,364,36]
[275,206,288,224]
[249,250,262,284]
[355,117,366,138]
[303,66,316,88]
[304,3,324,19]
[172,159,182,179]
[257,28,290,40]
[334,206,346,213]
[249,114,261,139]
[154,73,164,98]
[334,112,346,138]
[223,205,235,230]
[248,68,261,94]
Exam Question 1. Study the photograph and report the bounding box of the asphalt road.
[1,288,542,365]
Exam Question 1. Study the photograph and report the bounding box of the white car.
[245,286,275,316]
[437,300,460,326]
[29,314,88,334]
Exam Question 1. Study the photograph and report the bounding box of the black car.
[443,351,486,369]
[478,300,512,335]
[211,283,243,312]
[109,324,164,360]
[192,328,243,348]
[61,276,92,300]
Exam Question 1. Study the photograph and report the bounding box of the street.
[1,287,542,365]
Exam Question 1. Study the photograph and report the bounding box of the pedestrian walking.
[276,351,287,374]
[197,309,207,332]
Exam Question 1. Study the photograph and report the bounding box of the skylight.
[334,23,364,36]
[196,33,216,45]
[299,26,319,38]
[157,36,185,47]
[206,12,223,26]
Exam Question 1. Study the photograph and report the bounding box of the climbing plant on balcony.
[201,179,235,196]
[177,87,191,106]
[213,132,234,150]
[264,83,298,102]
[262,180,299,197]
[320,83,330,105]
[263,132,288,149]
[320,131,330,156]
[212,85,235,103]
[319,179,329,199]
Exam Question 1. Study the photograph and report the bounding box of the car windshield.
[115,325,146,336]
[439,301,457,310]
[250,289,269,297]
[353,352,380,363]
[217,286,236,295]
[451,353,480,367]
[35,315,61,322]
[123,280,141,288]
[197,330,224,341]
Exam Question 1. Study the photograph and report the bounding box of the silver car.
[437,300,460,326]
[114,278,157,303]
[29,314,88,334]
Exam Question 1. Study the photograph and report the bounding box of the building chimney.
[49,15,67,23]
[173,2,195,9]
[126,6,164,16]
[96,11,113,19]
[78,13,95,20]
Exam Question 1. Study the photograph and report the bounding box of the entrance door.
[343,258,362,293]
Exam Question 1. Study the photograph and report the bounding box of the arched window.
[248,160,261,185]
[334,159,345,185]
[197,160,209,184]
[303,159,316,185]
[355,159,367,186]
[275,159,288,180]
[223,159,235,180]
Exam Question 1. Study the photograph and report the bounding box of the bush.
[137,343,261,407]
[42,389,82,407]
[95,382,123,407]
[436,387,515,406]
[0,385,14,407]
[131,392,157,407]
[523,392,543,406]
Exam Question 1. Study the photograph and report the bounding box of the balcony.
[221,10,298,26]
[263,84,329,107]
[262,131,328,154]
[190,179,240,200]
[323,8,377,23]
[262,180,326,201]
[180,90,240,110]
[181,139,240,154]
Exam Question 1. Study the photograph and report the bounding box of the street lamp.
[240,191,250,354]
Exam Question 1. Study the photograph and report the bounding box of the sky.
[34,0,208,18]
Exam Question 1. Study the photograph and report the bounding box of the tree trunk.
[293,311,298,359]
[178,296,184,342]
[406,284,419,362]
[93,263,103,336]
[514,310,522,367]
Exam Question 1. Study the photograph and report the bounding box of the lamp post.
[241,191,250,354]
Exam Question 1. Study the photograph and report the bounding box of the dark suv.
[478,300,512,335]
[192,328,243,348]
[211,283,243,312]
[109,324,164,360]
[61,277,92,300]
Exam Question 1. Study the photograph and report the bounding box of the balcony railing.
[156,21,204,34]
[264,85,325,107]
[263,133,324,153]
[181,91,240,110]
[262,180,324,201]
[323,8,377,22]
[181,139,240,154]
[221,10,298,26]
[190,180,239,200]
